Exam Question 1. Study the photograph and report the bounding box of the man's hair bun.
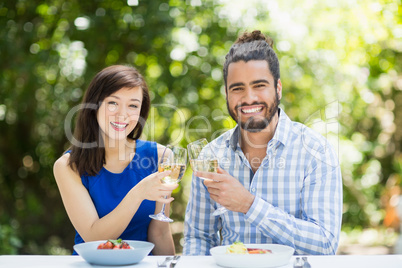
[235,30,273,47]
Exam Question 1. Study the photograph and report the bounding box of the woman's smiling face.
[97,86,143,143]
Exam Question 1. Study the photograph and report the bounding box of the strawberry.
[121,242,130,249]
[97,238,132,250]
[105,241,114,249]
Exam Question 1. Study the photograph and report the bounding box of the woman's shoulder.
[136,140,165,161]
[155,143,168,159]
[53,153,79,180]
[54,152,70,169]
[136,139,156,147]
[135,139,159,154]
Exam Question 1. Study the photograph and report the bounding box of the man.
[183,30,342,255]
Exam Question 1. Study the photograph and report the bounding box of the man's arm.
[183,173,221,255]
[245,159,342,255]
[200,154,342,255]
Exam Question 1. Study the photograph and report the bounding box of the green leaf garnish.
[107,238,123,245]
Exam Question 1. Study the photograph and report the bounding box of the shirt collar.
[225,108,292,151]
[271,108,292,147]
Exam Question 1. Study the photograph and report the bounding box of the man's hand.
[195,168,255,214]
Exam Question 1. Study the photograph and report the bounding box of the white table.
[1,255,402,268]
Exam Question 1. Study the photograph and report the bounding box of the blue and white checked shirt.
[183,108,342,255]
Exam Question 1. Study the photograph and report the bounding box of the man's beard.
[227,91,280,133]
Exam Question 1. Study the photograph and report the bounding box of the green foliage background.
[0,0,401,254]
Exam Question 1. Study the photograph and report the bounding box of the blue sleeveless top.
[72,140,158,254]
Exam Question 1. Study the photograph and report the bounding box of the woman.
[53,65,177,255]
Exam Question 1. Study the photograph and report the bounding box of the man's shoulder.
[278,110,328,150]
[288,120,339,168]
[289,121,326,147]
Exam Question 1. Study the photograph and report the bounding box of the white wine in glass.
[187,139,228,216]
[149,145,187,222]
[189,159,218,176]
[188,138,217,181]
[158,163,186,184]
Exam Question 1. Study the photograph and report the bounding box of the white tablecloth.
[1,254,402,268]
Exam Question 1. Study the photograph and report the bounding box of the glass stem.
[160,195,168,214]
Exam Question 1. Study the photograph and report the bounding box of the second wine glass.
[149,145,187,222]
[187,138,228,216]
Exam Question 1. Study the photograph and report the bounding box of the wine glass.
[149,145,187,222]
[187,138,228,216]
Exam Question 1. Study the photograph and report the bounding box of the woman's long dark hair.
[68,65,150,176]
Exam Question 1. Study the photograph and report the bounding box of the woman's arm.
[148,202,175,255]
[53,153,176,242]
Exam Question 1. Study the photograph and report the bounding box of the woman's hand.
[136,171,178,203]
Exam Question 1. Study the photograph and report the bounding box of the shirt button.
[251,188,256,192]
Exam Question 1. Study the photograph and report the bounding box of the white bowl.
[210,243,295,268]
[73,240,154,266]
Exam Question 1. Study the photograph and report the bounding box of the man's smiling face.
[226,60,282,133]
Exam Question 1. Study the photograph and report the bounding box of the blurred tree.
[0,0,234,254]
[0,0,401,254]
